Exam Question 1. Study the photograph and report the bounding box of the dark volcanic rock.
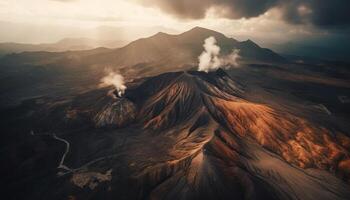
[3,69,350,200]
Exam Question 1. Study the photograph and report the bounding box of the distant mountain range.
[0,21,178,50]
[0,38,127,57]
[0,27,285,76]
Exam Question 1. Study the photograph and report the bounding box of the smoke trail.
[198,36,240,72]
[99,71,126,97]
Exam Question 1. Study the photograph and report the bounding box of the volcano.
[3,69,349,200]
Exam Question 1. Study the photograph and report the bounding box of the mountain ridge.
[0,26,285,73]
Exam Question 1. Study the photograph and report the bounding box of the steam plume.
[198,36,220,72]
[221,49,241,69]
[198,36,240,72]
[99,71,126,97]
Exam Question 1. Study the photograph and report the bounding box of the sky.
[0,0,349,50]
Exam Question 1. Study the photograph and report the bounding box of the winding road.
[51,133,122,177]
[31,130,122,177]
[52,134,72,171]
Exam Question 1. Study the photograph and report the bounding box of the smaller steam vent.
[99,71,127,98]
[93,92,137,128]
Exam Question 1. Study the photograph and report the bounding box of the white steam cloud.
[198,36,240,72]
[198,36,221,72]
[99,70,126,97]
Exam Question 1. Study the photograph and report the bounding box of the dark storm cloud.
[279,0,350,27]
[136,0,350,28]
[136,0,278,19]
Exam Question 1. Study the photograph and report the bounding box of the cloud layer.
[136,0,350,28]
[279,0,350,27]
